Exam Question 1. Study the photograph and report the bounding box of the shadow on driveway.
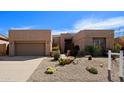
[0,56,44,61]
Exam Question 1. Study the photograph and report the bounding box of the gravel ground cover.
[27,57,121,82]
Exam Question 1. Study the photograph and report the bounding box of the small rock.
[88,56,92,60]
[100,64,103,67]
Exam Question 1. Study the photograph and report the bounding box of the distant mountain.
[115,36,124,46]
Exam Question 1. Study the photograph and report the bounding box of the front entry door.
[64,39,74,53]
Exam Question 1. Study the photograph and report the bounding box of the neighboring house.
[53,30,114,53]
[9,29,114,56]
[0,34,9,56]
[9,30,52,56]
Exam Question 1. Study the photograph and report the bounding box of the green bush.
[45,67,56,74]
[113,43,121,52]
[89,67,98,74]
[84,45,95,56]
[93,46,103,56]
[84,45,103,57]
[52,46,60,58]
[53,50,60,60]
[86,66,98,74]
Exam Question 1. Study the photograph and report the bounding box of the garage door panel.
[15,43,45,56]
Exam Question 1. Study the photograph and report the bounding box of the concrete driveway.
[0,56,45,82]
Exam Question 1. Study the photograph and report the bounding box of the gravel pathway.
[27,57,121,82]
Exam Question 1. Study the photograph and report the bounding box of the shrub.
[84,45,95,56]
[53,51,60,60]
[52,46,60,57]
[84,45,104,57]
[89,67,98,74]
[45,67,56,74]
[93,46,103,57]
[46,69,54,74]
[113,43,121,52]
[86,66,98,74]
[58,57,74,65]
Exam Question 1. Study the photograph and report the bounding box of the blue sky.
[0,11,124,37]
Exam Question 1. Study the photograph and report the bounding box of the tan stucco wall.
[73,30,114,50]
[9,30,52,56]
[53,35,60,47]
[9,30,51,41]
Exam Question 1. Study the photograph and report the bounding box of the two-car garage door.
[15,42,45,56]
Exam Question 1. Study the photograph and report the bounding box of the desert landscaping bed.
[27,57,121,82]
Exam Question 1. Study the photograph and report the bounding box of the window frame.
[93,37,106,48]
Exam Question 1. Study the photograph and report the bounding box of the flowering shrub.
[58,56,74,65]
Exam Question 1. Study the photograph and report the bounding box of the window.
[93,38,106,48]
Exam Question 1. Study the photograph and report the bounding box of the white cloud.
[115,30,124,33]
[53,16,124,37]
[74,16,124,31]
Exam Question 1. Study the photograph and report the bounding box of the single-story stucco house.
[0,34,9,56]
[53,30,114,53]
[9,29,114,56]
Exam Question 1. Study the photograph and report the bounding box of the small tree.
[52,46,60,60]
[53,50,60,60]
[113,43,121,52]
